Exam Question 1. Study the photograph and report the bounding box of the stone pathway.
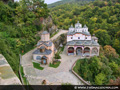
[51,30,68,41]
[21,30,84,85]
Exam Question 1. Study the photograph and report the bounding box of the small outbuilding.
[33,31,56,65]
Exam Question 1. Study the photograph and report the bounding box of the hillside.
[48,0,74,8]
[0,0,49,76]
[50,0,120,55]
[48,0,94,8]
[50,0,120,85]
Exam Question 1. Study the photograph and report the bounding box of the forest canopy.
[50,0,120,55]
[0,0,49,76]
[74,45,120,85]
[50,0,120,85]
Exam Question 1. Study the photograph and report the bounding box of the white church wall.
[73,34,85,40]
[67,36,73,42]
[67,34,92,42]
[85,36,91,40]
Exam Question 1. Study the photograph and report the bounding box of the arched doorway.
[76,47,82,56]
[68,47,74,55]
[41,56,47,65]
[92,48,98,56]
[84,47,90,56]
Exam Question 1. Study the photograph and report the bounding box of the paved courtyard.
[21,30,84,85]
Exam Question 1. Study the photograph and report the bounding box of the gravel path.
[21,30,84,85]
[51,30,68,41]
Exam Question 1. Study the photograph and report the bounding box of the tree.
[102,12,109,19]
[116,31,120,40]
[109,61,119,76]
[54,53,61,59]
[113,39,120,54]
[94,29,111,46]
[109,77,120,85]
[108,0,112,6]
[104,45,119,58]
[95,73,106,85]
[101,64,113,76]
[89,56,102,77]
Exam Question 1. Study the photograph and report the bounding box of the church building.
[66,21,100,57]
[33,31,56,65]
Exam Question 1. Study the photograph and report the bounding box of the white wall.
[67,33,91,42]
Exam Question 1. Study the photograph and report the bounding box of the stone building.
[33,31,56,65]
[66,21,100,57]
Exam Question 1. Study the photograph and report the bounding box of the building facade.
[33,31,56,65]
[66,21,100,57]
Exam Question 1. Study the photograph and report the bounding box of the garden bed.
[49,61,61,68]
[33,62,44,70]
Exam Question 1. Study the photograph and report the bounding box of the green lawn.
[33,62,44,70]
[49,61,61,68]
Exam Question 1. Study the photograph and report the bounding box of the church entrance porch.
[68,47,74,55]
[67,46,99,57]
[84,47,90,57]
[76,47,82,56]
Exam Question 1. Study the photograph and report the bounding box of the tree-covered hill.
[74,45,120,85]
[0,0,49,76]
[48,0,73,8]
[50,0,120,55]
[50,0,120,85]
[48,0,94,8]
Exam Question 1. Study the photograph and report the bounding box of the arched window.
[78,37,80,39]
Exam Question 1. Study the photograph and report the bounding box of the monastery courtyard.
[21,30,84,85]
